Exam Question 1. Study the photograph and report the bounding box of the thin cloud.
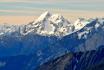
[0,0,104,3]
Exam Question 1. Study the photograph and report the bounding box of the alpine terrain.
[0,11,104,70]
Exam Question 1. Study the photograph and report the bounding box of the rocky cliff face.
[37,46,104,70]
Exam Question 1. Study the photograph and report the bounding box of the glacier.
[0,12,104,70]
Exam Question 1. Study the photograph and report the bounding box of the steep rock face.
[37,46,104,70]
[37,53,73,70]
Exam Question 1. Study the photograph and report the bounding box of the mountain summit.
[22,12,102,37]
[0,12,104,38]
[23,11,74,36]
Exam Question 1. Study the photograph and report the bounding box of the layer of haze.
[0,0,104,25]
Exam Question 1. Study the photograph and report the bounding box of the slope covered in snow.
[21,11,74,37]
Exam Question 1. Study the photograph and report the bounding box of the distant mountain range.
[0,12,104,70]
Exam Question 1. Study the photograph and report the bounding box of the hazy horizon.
[0,0,104,24]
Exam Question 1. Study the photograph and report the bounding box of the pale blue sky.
[0,0,104,16]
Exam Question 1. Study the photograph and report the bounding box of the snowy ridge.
[0,24,19,36]
[77,18,104,39]
[22,11,74,36]
[21,11,102,37]
[20,12,104,38]
[0,12,104,38]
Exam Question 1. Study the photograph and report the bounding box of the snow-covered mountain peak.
[35,11,51,23]
[74,18,90,30]
[0,12,104,38]
[13,12,104,37]
[28,11,74,36]
[49,14,64,22]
